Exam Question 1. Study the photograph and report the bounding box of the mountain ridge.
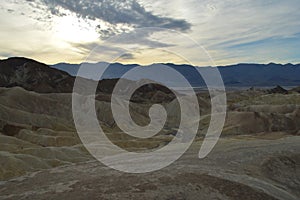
[0,57,177,103]
[1,57,300,88]
[52,60,300,87]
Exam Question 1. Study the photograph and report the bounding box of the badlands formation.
[0,86,299,200]
[0,58,299,199]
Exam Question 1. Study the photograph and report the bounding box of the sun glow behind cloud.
[0,0,300,65]
[52,12,99,45]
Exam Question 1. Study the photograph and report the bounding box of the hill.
[0,57,176,102]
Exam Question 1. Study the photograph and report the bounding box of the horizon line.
[1,56,300,68]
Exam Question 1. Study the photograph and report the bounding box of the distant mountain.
[217,63,300,87]
[52,62,300,87]
[0,57,299,93]
[52,62,139,79]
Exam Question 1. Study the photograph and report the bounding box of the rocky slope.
[0,57,75,93]
[0,136,299,200]
[0,57,176,103]
[0,85,299,182]
[0,57,299,199]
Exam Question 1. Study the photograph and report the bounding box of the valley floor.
[0,135,299,200]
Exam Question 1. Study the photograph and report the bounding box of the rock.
[267,85,288,94]
[2,123,31,137]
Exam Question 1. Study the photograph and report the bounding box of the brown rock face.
[2,124,23,136]
[0,57,74,93]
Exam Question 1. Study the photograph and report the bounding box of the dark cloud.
[38,0,191,32]
[95,24,122,39]
[25,0,190,51]
[109,29,175,48]
[119,53,135,60]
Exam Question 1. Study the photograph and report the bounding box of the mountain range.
[0,57,299,92]
[53,61,300,87]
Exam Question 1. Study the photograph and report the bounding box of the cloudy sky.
[1,0,300,66]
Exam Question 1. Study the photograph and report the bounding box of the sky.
[1,0,300,66]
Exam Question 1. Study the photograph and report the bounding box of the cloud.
[37,0,191,32]
[1,0,300,65]
[157,0,300,65]
[108,29,175,48]
[119,53,135,60]
[70,42,135,62]
[22,0,191,51]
